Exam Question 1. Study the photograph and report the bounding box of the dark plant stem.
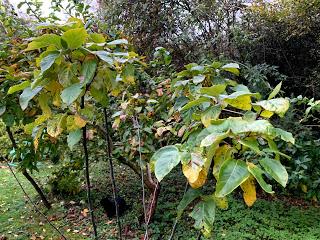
[81,96,98,240]
[103,107,122,240]
[197,231,202,240]
[5,126,51,210]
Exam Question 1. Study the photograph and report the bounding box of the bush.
[48,156,83,196]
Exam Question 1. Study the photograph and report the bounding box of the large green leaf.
[259,158,288,187]
[221,91,259,111]
[221,63,240,76]
[189,198,216,238]
[177,188,201,218]
[206,117,272,136]
[67,129,82,150]
[200,131,229,147]
[25,34,62,51]
[81,57,97,85]
[152,146,181,182]
[107,39,128,45]
[268,127,295,144]
[238,138,261,154]
[19,87,42,110]
[247,163,274,193]
[215,159,250,197]
[192,75,205,84]
[7,81,30,94]
[93,51,113,65]
[180,97,211,111]
[200,85,226,97]
[254,98,289,117]
[61,28,87,49]
[200,105,221,127]
[40,51,60,73]
[60,83,83,106]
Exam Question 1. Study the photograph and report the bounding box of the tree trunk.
[6,126,51,210]
[21,169,51,209]
[117,156,160,222]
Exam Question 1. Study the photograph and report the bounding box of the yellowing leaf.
[62,28,87,50]
[213,145,232,180]
[212,196,228,209]
[74,115,87,128]
[301,184,308,193]
[268,82,282,100]
[254,98,290,117]
[112,117,121,129]
[66,115,86,131]
[182,164,202,185]
[33,126,45,151]
[47,114,67,138]
[240,177,257,207]
[38,93,52,117]
[182,153,207,189]
[200,105,221,127]
[224,95,252,110]
[260,110,274,118]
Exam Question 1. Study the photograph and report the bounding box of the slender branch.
[168,181,189,240]
[103,107,122,240]
[133,117,149,240]
[222,108,244,116]
[81,96,98,240]
[197,231,202,240]
[24,0,43,22]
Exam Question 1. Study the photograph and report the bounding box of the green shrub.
[48,156,82,196]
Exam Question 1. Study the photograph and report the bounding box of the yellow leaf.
[224,95,252,111]
[33,126,44,151]
[301,184,308,193]
[38,93,52,117]
[111,88,121,96]
[240,177,257,207]
[261,110,274,118]
[47,114,67,138]
[74,115,86,128]
[82,208,89,217]
[212,196,228,209]
[112,117,120,129]
[213,145,231,180]
[182,165,207,189]
[66,115,86,131]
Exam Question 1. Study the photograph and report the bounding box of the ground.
[1,161,320,240]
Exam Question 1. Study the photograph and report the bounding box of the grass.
[1,160,320,240]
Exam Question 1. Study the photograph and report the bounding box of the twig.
[168,181,189,240]
[133,116,149,240]
[222,108,244,116]
[81,96,98,240]
[103,107,122,240]
[143,181,159,240]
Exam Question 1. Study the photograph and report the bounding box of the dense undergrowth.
[1,160,320,240]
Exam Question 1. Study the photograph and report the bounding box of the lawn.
[1,161,320,240]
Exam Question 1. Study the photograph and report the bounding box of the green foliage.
[48,157,82,195]
[235,0,320,98]
[151,61,294,237]
[1,1,319,238]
